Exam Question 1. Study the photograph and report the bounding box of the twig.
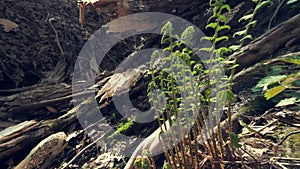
[271,161,288,169]
[240,146,258,163]
[48,17,65,61]
[60,127,113,169]
[242,119,278,138]
[268,0,286,30]
[277,130,300,146]
[270,157,300,169]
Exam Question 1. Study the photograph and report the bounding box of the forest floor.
[0,0,300,169]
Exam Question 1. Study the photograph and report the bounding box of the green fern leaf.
[246,20,257,28]
[233,30,247,38]
[201,36,214,41]
[287,0,298,4]
[215,36,229,43]
[240,35,253,42]
[206,22,218,29]
[221,60,235,64]
[256,0,273,10]
[216,25,231,32]
[199,47,214,52]
[238,14,254,23]
[229,132,241,148]
[264,85,286,100]
[218,14,228,22]
[276,97,298,107]
[216,90,227,104]
[161,21,173,36]
[216,47,231,55]
[226,90,236,103]
[209,0,217,7]
[163,46,172,51]
[255,75,286,90]
[230,64,239,69]
[181,26,194,41]
[207,15,217,23]
[151,50,160,60]
[220,4,231,12]
[229,45,241,51]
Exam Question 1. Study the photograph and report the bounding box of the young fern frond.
[199,0,234,163]
[145,0,276,168]
[229,0,271,88]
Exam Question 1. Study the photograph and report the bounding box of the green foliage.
[133,155,152,169]
[199,0,275,164]
[145,0,291,167]
[147,19,207,168]
[264,85,286,100]
[256,0,273,9]
[281,55,300,65]
[252,55,300,107]
[163,161,172,169]
[150,25,202,120]
[286,0,299,5]
[254,75,286,91]
[110,118,135,138]
[216,89,236,104]
[229,132,241,148]
[276,97,298,107]
[201,0,233,104]
[203,0,232,50]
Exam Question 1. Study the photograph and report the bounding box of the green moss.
[109,118,135,139]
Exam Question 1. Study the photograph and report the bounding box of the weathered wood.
[233,51,300,92]
[15,132,67,169]
[0,97,89,159]
[96,66,146,105]
[235,14,300,71]
[0,120,38,159]
[0,120,37,143]
[0,83,72,114]
[124,121,171,169]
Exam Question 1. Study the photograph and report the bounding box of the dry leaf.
[0,18,19,32]
[45,106,58,113]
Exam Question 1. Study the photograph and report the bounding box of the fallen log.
[235,14,300,71]
[0,97,93,160]
[0,83,72,114]
[14,132,67,169]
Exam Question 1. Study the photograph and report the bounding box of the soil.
[0,0,109,89]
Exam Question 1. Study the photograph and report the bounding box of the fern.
[253,55,300,107]
[145,0,281,168]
